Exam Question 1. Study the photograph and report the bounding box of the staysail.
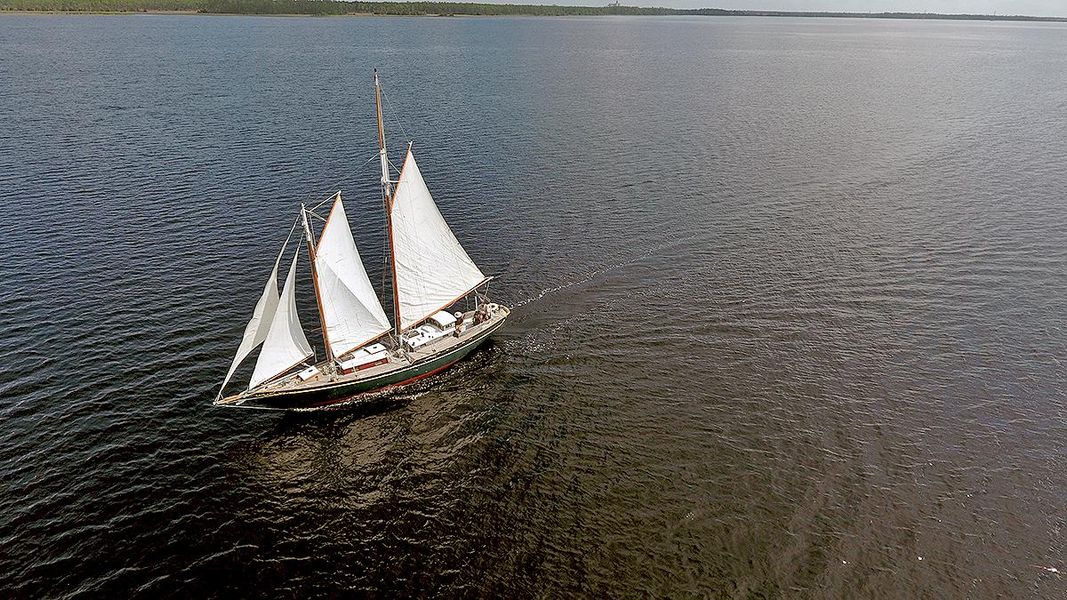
[217,240,285,398]
[249,247,314,388]
[389,148,487,330]
[313,195,392,357]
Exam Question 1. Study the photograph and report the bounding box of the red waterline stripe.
[306,358,462,409]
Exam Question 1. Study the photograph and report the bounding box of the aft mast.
[376,69,403,338]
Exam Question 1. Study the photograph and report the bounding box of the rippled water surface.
[1,14,1066,598]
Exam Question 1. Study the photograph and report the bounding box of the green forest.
[0,0,676,14]
[1,0,1064,21]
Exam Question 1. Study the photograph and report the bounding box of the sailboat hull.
[225,310,507,411]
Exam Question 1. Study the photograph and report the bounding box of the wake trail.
[511,231,699,309]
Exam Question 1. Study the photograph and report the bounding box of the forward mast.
[301,204,334,364]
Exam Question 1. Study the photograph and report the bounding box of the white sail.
[390,149,486,330]
[249,248,314,388]
[217,241,285,398]
[314,195,392,357]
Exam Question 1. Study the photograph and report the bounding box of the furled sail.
[217,241,285,398]
[314,195,392,357]
[389,149,487,330]
[249,248,314,388]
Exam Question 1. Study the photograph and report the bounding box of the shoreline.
[1,7,1065,23]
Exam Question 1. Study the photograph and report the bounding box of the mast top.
[374,68,393,202]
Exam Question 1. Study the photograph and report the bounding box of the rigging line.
[379,84,412,144]
[282,214,300,248]
[381,235,389,308]
[308,198,332,213]
[304,152,383,212]
[355,150,380,172]
[308,191,340,213]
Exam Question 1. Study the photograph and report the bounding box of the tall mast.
[375,69,402,337]
[301,202,335,364]
[375,69,394,200]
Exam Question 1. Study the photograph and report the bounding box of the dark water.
[1,14,1066,598]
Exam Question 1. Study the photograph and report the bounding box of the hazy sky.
[559,1,1066,17]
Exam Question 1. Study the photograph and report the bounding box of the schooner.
[214,71,509,410]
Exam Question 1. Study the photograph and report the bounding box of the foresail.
[249,248,314,388]
[217,239,285,398]
[314,195,392,357]
[390,149,486,330]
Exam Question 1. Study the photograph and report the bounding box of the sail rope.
[283,215,299,246]
[304,153,381,214]
[308,191,339,213]
[379,83,412,145]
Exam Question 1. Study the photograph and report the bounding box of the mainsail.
[389,149,487,330]
[313,195,392,357]
[249,247,314,388]
[217,241,285,398]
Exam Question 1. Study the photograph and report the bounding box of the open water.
[1,14,1065,598]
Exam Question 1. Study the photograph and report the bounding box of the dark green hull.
[235,318,501,411]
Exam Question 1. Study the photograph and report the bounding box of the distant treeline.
[1,0,1064,21]
[0,0,674,14]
